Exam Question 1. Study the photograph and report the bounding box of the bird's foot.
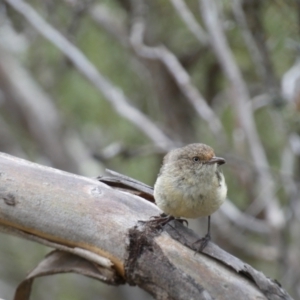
[147,214,175,229]
[140,213,188,230]
[193,233,211,252]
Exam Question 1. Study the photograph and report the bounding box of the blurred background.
[0,0,300,299]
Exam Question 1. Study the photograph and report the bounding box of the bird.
[153,143,227,250]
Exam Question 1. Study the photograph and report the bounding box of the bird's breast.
[154,169,227,218]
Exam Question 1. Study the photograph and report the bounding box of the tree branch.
[0,152,293,300]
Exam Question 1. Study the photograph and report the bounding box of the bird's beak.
[207,156,225,165]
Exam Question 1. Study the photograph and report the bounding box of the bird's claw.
[140,214,188,230]
[147,215,175,229]
[193,233,211,252]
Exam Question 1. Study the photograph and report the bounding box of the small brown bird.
[153,143,227,250]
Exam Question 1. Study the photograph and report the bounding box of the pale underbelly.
[157,191,224,218]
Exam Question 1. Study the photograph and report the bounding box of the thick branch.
[0,152,292,300]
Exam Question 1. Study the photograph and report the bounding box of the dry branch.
[0,152,292,300]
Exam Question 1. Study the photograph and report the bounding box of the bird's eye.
[193,156,200,162]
